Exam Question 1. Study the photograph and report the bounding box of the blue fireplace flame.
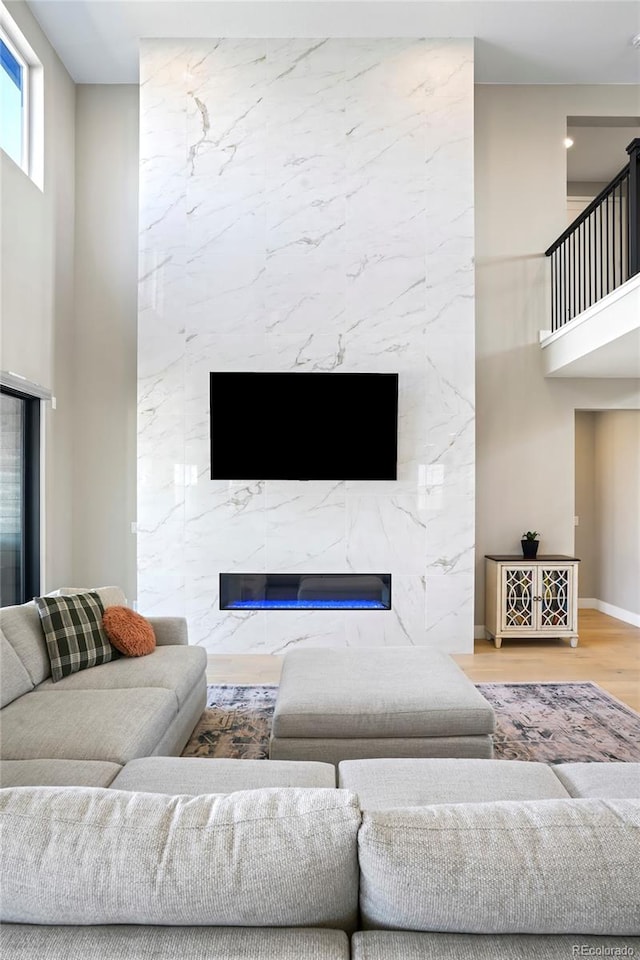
[227,599,387,610]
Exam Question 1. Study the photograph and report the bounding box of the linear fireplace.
[220,574,391,611]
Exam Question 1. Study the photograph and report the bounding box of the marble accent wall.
[138,38,475,654]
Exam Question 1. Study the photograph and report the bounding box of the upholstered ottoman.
[110,756,336,794]
[269,648,495,764]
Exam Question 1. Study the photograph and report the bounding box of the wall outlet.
[574,516,579,526]
[130,521,137,534]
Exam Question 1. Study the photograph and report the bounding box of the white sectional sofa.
[1,600,638,959]
[0,587,207,787]
[1,758,639,959]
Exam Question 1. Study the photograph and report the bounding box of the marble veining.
[138,38,475,652]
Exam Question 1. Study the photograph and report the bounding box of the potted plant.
[521,531,540,559]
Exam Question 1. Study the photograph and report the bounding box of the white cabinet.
[485,555,580,649]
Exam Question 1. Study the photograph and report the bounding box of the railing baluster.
[577,221,581,314]
[571,233,578,320]
[571,233,575,322]
[619,180,624,285]
[589,210,596,306]
[565,237,569,324]
[599,203,603,302]
[568,233,572,322]
[550,253,555,331]
[552,250,555,331]
[576,223,580,317]
[581,219,585,314]
[613,190,616,289]
[616,182,620,286]
[560,240,563,324]
[561,245,564,328]
[556,250,560,331]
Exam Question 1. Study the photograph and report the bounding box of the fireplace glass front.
[219,573,391,610]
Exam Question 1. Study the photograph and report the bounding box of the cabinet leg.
[494,637,503,649]
[570,636,579,648]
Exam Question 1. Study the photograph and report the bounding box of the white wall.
[594,410,640,618]
[138,39,476,653]
[474,84,640,627]
[574,410,597,597]
[0,0,75,589]
[72,85,139,599]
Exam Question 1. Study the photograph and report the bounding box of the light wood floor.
[207,609,640,711]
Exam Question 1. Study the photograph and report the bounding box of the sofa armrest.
[147,617,189,646]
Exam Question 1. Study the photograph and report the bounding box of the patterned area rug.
[182,681,640,763]
[477,682,640,763]
[183,685,277,760]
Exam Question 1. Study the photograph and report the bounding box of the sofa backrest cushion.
[0,602,52,686]
[358,799,640,935]
[54,586,127,608]
[0,786,361,931]
[0,628,34,707]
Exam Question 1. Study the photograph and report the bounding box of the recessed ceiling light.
[564,137,574,149]
[632,33,640,49]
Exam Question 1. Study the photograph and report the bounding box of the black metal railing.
[545,138,640,331]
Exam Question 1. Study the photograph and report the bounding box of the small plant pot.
[521,539,539,559]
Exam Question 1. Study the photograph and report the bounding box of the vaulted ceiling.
[23,0,640,85]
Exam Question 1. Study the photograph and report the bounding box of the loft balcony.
[540,273,640,378]
[540,138,640,379]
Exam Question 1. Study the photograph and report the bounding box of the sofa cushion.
[0,688,177,764]
[0,602,51,686]
[553,762,640,799]
[34,592,120,682]
[0,786,361,931]
[0,926,351,960]
[338,758,570,808]
[103,606,156,656]
[273,648,495,739]
[54,586,127,608]
[0,759,122,788]
[0,628,34,707]
[358,799,640,935]
[110,757,336,794]
[351,932,640,960]
[34,644,206,708]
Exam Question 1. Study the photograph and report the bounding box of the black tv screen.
[210,372,398,480]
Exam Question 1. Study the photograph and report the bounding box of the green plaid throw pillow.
[34,591,120,682]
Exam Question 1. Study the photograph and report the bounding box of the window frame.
[0,24,29,175]
[0,386,41,606]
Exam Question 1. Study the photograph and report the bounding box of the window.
[0,387,40,606]
[0,28,28,170]
[0,8,43,187]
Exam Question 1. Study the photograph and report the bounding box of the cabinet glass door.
[501,567,535,630]
[539,566,571,630]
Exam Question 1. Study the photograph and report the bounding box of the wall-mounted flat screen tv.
[210,372,398,480]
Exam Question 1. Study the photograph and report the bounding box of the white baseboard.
[596,600,640,628]
[579,598,640,628]
[474,625,488,640]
